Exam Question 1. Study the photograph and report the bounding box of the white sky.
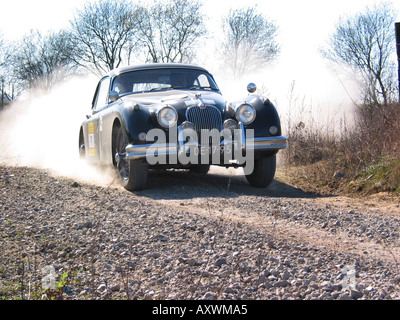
[1,0,400,122]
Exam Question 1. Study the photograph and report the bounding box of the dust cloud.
[0,75,117,187]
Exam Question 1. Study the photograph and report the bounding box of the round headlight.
[235,104,256,124]
[157,106,178,128]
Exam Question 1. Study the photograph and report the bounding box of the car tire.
[79,129,86,160]
[245,155,276,188]
[115,126,148,191]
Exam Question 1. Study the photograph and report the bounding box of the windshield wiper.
[149,86,171,92]
[149,85,217,92]
[190,85,219,91]
[149,86,185,92]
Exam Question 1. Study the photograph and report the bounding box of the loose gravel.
[1,165,399,300]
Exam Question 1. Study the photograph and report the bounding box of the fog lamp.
[181,121,195,131]
[223,119,238,132]
[138,132,147,141]
[269,126,278,135]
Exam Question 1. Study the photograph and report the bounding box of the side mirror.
[109,91,120,102]
[247,83,257,94]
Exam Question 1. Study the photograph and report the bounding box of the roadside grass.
[278,97,400,197]
[352,157,400,194]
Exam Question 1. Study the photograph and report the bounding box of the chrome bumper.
[251,136,287,151]
[125,135,287,161]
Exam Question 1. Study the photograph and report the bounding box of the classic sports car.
[79,63,286,190]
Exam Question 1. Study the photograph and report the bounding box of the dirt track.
[1,164,399,300]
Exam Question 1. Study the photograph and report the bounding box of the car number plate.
[193,145,232,156]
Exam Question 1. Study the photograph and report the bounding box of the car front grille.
[186,105,223,144]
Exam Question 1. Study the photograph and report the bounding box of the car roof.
[108,63,210,78]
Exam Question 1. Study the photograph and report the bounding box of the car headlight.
[157,106,178,128]
[235,103,256,124]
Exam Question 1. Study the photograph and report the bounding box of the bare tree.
[136,0,206,63]
[1,34,6,108]
[0,34,17,102]
[321,2,397,106]
[69,0,139,75]
[0,34,6,105]
[0,33,6,69]
[220,6,280,80]
[9,30,76,91]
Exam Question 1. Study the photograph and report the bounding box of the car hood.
[120,90,226,111]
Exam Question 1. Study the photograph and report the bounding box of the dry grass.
[279,101,400,196]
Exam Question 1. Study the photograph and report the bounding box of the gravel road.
[1,164,399,300]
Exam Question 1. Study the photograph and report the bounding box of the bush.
[280,103,400,195]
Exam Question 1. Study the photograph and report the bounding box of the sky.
[1,0,400,123]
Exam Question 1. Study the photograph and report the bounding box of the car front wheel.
[245,155,276,188]
[115,126,148,191]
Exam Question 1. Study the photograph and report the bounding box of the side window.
[197,74,210,87]
[93,77,111,110]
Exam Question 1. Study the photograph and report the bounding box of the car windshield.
[111,68,220,95]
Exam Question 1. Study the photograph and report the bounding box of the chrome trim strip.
[249,136,287,150]
[126,143,178,160]
[125,136,287,160]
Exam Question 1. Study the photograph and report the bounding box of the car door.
[86,76,111,162]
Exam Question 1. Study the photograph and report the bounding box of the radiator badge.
[198,98,206,109]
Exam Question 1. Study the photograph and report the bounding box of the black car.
[79,63,286,190]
